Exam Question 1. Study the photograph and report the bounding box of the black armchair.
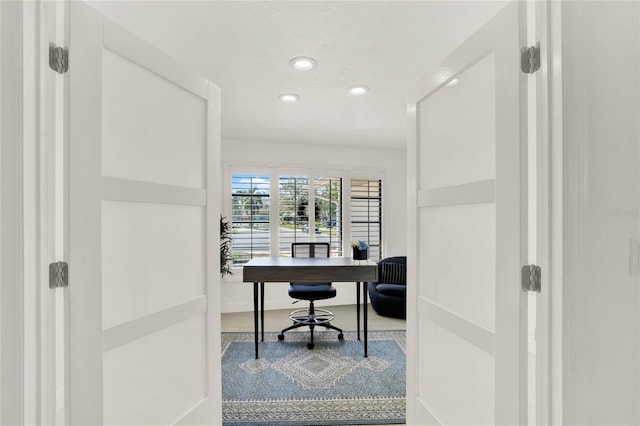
[367,256,406,319]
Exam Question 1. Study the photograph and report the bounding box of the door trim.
[205,80,223,426]
[0,2,25,425]
[532,1,556,424]
[547,2,564,423]
[67,3,104,422]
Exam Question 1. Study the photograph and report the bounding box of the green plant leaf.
[220,215,234,277]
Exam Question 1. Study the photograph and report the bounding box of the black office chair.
[277,242,344,349]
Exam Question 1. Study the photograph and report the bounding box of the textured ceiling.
[89,1,508,149]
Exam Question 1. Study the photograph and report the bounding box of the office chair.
[277,242,344,349]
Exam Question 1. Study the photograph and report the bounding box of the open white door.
[66,2,221,424]
[406,2,528,424]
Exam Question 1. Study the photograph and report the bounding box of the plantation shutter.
[231,174,270,265]
[350,179,382,260]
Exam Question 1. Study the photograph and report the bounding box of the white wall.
[221,138,407,313]
[562,2,640,424]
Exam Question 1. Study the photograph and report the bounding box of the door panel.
[68,2,221,424]
[102,48,205,188]
[103,316,206,425]
[420,317,494,425]
[406,2,528,424]
[420,204,496,331]
[101,201,205,327]
[418,52,495,190]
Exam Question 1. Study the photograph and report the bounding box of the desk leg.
[253,282,259,359]
[260,282,265,342]
[356,283,361,341]
[363,281,368,358]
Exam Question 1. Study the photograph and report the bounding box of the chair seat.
[288,283,336,300]
[374,283,406,298]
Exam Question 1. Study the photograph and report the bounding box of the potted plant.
[220,215,233,277]
[351,240,369,260]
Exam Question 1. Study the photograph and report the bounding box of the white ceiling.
[89,1,508,149]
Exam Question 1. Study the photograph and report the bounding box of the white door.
[66,2,221,424]
[406,2,529,424]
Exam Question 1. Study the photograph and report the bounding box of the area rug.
[221,330,406,426]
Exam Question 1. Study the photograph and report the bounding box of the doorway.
[28,1,552,424]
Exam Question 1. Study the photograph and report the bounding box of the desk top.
[242,257,378,283]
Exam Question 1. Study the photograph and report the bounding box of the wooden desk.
[243,257,378,359]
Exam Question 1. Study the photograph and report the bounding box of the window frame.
[350,177,383,261]
[230,172,272,265]
[225,165,384,277]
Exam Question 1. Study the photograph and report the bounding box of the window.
[277,175,343,257]
[315,177,342,256]
[350,179,382,260]
[229,170,381,266]
[278,176,310,256]
[231,174,270,265]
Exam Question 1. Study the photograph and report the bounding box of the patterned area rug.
[221,330,406,426]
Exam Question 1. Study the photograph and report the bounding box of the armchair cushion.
[375,283,406,298]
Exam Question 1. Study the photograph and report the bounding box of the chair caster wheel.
[277,334,284,341]
[307,342,314,350]
[338,333,344,341]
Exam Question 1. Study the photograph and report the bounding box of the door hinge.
[49,43,68,74]
[521,264,541,293]
[49,261,69,289]
[520,43,540,74]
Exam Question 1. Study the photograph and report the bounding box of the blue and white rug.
[221,330,406,426]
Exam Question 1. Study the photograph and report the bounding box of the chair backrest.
[291,242,330,258]
[377,256,407,285]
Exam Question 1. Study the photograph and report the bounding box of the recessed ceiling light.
[349,85,368,96]
[279,93,299,103]
[446,78,459,87]
[290,57,317,71]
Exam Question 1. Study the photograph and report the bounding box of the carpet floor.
[221,330,406,426]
